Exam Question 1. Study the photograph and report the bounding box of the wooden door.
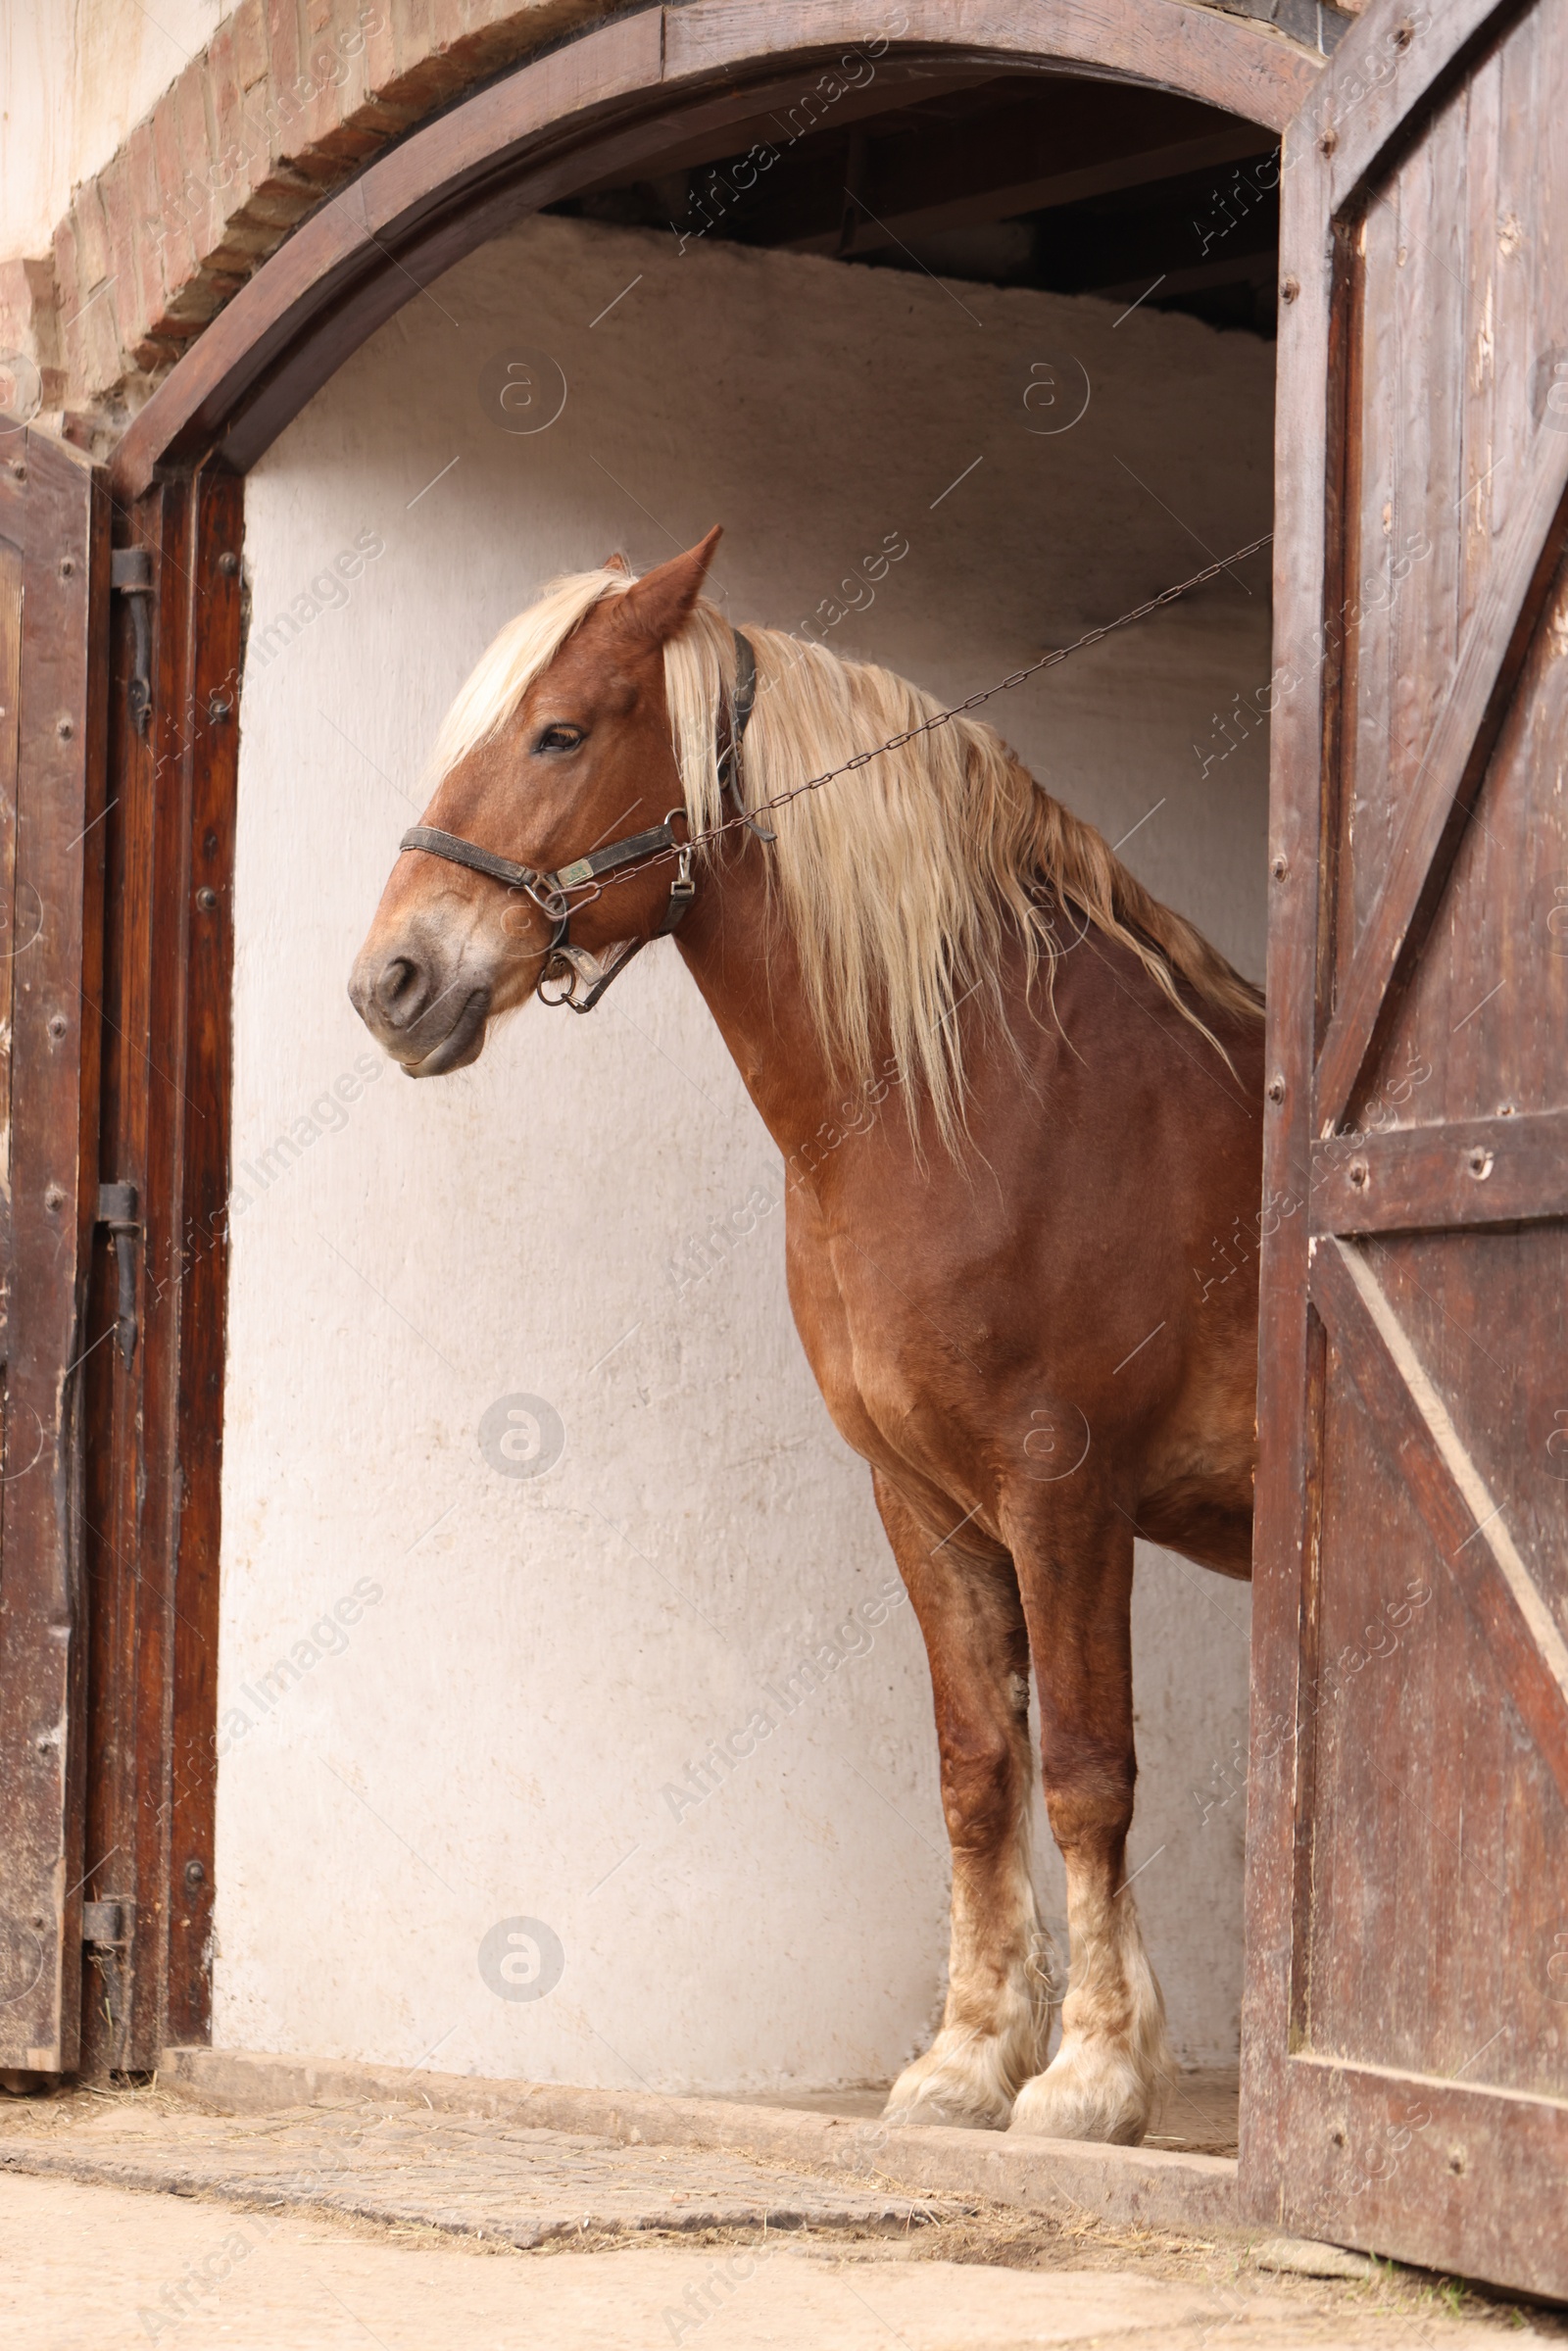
[1246,0,1568,2295]
[78,462,241,2075]
[0,424,108,2072]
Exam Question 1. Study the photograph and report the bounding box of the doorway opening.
[214,64,1280,2151]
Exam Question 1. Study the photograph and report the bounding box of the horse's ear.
[602,550,632,576]
[610,525,721,648]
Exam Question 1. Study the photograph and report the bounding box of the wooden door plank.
[1311,1108,1568,1232]
[1281,2052,1568,2297]
[0,428,107,2072]
[164,462,241,2045]
[0,440,23,546]
[1314,421,1568,1134]
[1239,100,1338,2217]
[0,536,21,1320]
[1321,0,1526,210]
[1310,1237,1568,1803]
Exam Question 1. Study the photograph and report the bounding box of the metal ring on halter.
[536,948,592,1008]
[523,874,574,925]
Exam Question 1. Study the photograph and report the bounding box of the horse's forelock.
[426,566,634,785]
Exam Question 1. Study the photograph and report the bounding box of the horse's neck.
[673,846,844,1167]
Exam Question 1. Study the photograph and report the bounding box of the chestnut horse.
[349,530,1265,2142]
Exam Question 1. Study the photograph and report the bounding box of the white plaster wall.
[219,214,1267,2093]
[1,0,225,260]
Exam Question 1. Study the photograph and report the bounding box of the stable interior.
[217,67,1277,2157]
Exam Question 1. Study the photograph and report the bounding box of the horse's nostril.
[375,955,428,1026]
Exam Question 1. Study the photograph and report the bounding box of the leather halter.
[399,626,759,1014]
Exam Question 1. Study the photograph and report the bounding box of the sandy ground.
[1,2085,1561,2350]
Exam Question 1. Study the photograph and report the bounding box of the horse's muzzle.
[349,942,492,1077]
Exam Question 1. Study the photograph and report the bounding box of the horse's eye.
[534,723,584,755]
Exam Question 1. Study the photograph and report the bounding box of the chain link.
[573,530,1274,898]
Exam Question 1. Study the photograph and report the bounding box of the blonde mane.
[433,566,1264,1144]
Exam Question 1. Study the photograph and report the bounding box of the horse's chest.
[785,1209,966,1473]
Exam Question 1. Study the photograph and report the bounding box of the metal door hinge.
[111,547,154,735]
[97,1182,140,1366]
[82,1898,133,1945]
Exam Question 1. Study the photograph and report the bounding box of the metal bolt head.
[183,1858,207,1893]
[195,886,218,912]
[1349,1158,1370,1188]
[9,461,25,482]
[47,1012,67,1040]
[1267,1074,1286,1104]
[44,1182,65,1211]
[1319,128,1339,157]
[1281,277,1300,305]
[56,716,74,739]
[1271,853,1288,879]
[59,556,75,579]
[218,552,239,576]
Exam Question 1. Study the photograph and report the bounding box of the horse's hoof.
[880,2089,1008,2131]
[881,2041,1016,2132]
[1006,2045,1152,2145]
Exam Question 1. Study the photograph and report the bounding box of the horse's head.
[349,527,721,1074]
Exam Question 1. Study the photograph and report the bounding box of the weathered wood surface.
[1311,1235,1568,1805]
[165,464,240,2046]
[1310,1107,1568,1232]
[1245,0,1568,2298]
[1277,2056,1568,2291]
[1239,31,1336,2257]
[0,532,21,1349]
[662,0,1320,126]
[0,428,107,2072]
[1314,412,1568,1132]
[79,461,240,2073]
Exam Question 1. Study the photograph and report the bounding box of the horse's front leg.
[1004,1487,1173,2144]
[874,1472,1054,2131]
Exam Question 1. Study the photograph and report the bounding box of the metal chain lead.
[573,530,1275,901]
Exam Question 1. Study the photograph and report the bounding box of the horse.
[349,527,1266,2143]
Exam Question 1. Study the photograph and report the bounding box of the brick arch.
[101,0,1332,491]
[39,0,609,417]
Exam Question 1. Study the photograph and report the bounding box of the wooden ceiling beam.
[795,122,1275,255]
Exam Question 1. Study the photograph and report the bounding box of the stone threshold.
[158,2046,1246,2240]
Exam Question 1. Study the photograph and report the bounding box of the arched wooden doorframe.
[112,0,1316,497]
[83,0,1316,2080]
